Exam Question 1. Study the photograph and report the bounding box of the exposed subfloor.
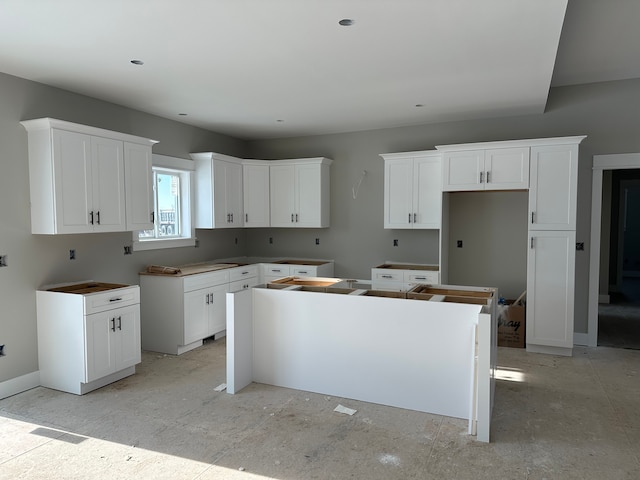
[1,339,639,480]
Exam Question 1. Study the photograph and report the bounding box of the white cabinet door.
[91,136,126,232]
[85,304,140,383]
[484,147,529,190]
[383,155,441,229]
[243,163,270,227]
[270,164,296,227]
[194,154,244,228]
[526,230,576,350]
[225,160,244,227]
[85,310,116,383]
[529,144,578,230]
[384,158,413,229]
[184,288,210,345]
[270,161,331,228]
[52,129,93,233]
[413,156,442,228]
[115,305,141,370]
[442,150,484,191]
[208,283,229,336]
[296,163,323,227]
[124,142,154,231]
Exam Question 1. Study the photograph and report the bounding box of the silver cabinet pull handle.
[414,213,417,223]
[296,213,299,222]
[486,171,491,183]
[245,213,248,222]
[531,237,535,249]
[117,316,122,331]
[531,212,535,224]
[408,213,411,223]
[111,318,116,332]
[151,211,155,223]
[381,275,393,279]
[109,297,123,302]
[90,211,94,225]
[415,276,426,280]
[480,171,484,183]
[96,211,100,225]
[291,214,294,222]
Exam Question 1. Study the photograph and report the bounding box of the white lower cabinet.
[259,261,335,284]
[139,265,259,355]
[371,264,440,291]
[526,230,576,355]
[37,284,141,395]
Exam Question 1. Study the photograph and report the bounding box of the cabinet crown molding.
[20,117,158,146]
[189,153,333,166]
[380,150,439,160]
[435,135,586,152]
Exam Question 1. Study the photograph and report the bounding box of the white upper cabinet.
[124,141,154,231]
[381,151,442,229]
[192,152,244,229]
[21,118,157,234]
[242,161,270,228]
[270,158,332,228]
[529,143,579,231]
[442,147,529,191]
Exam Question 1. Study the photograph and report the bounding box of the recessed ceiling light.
[130,59,144,66]
[338,19,354,26]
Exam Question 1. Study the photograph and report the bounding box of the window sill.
[132,237,196,251]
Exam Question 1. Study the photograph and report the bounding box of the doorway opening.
[588,155,640,348]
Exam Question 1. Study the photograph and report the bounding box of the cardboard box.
[497,301,525,348]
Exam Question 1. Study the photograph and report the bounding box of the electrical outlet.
[576,242,585,251]
[315,238,320,245]
[393,239,398,247]
[457,240,463,248]
[69,249,76,260]
[123,246,132,255]
[235,237,238,245]
[269,237,273,244]
[0,255,7,267]
[0,345,4,356]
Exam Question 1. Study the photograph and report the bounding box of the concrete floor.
[1,339,639,480]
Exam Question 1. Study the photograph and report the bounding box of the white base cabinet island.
[37,282,141,395]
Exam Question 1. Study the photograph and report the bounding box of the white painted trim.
[588,153,640,348]
[152,154,195,170]
[436,136,586,152]
[599,294,610,304]
[0,371,40,400]
[379,150,439,160]
[593,153,640,170]
[20,117,158,145]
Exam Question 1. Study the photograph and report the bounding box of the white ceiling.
[0,0,637,140]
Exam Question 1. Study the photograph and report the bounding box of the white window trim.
[132,154,196,251]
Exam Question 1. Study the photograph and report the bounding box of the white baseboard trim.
[0,371,40,400]
[574,333,590,346]
[599,294,610,304]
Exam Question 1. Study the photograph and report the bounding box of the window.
[132,155,195,251]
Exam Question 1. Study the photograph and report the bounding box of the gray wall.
[247,78,640,336]
[0,72,248,384]
[3,71,640,387]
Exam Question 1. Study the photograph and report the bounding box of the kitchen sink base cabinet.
[36,284,141,395]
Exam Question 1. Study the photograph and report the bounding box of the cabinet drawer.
[84,286,139,315]
[183,270,230,292]
[405,270,439,284]
[229,277,259,292]
[291,266,317,276]
[229,265,258,282]
[371,269,402,283]
[263,264,291,276]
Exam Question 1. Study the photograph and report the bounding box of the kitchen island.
[226,279,497,442]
